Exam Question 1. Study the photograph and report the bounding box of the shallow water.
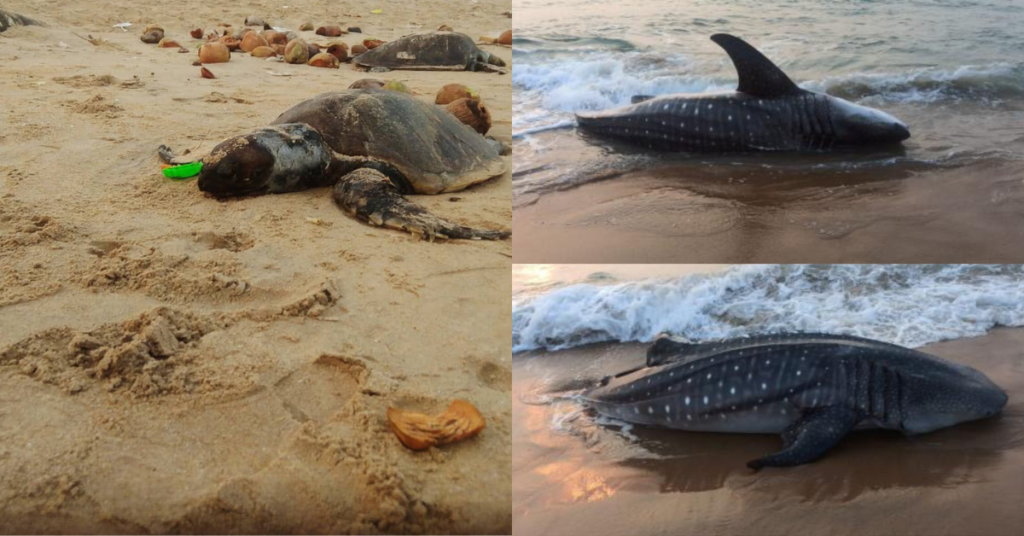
[512,0,1024,261]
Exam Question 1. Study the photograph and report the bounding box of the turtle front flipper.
[332,168,510,241]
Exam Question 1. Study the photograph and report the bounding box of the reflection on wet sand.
[513,329,1024,536]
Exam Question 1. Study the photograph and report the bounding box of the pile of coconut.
[139,15,384,70]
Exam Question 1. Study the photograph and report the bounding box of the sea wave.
[511,264,1024,353]
[805,63,1024,104]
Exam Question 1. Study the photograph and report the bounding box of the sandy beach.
[0,0,511,533]
[513,328,1024,536]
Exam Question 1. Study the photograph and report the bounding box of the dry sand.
[513,329,1024,536]
[0,1,511,533]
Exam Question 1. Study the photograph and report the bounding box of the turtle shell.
[271,90,506,194]
[353,32,486,71]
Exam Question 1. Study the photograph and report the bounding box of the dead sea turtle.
[159,90,509,240]
[354,32,506,72]
[0,9,44,32]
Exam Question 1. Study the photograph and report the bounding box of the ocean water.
[512,264,1024,353]
[512,0,1024,200]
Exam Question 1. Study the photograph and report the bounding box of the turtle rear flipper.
[333,168,509,241]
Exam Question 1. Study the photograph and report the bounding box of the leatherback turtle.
[354,32,507,72]
[160,90,509,240]
[585,333,1007,469]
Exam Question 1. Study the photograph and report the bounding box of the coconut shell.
[299,22,314,31]
[190,28,203,39]
[497,29,512,45]
[349,78,385,90]
[284,39,309,64]
[435,83,478,105]
[446,98,491,135]
[307,52,340,69]
[240,32,268,53]
[351,44,368,55]
[200,66,215,79]
[157,38,181,48]
[250,46,277,58]
[140,28,164,44]
[386,399,486,451]
[198,42,231,63]
[271,43,286,55]
[363,39,385,49]
[218,35,241,51]
[326,41,349,62]
[262,30,287,45]
[316,25,344,37]
[383,80,411,94]
[438,24,453,32]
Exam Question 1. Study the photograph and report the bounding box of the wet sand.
[513,328,1024,536]
[0,1,511,533]
[513,143,1024,264]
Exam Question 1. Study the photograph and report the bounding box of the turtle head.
[198,124,331,196]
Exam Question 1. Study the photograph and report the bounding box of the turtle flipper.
[332,168,510,241]
[747,406,859,470]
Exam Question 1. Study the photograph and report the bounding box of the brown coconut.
[198,42,230,63]
[351,44,368,55]
[158,38,182,48]
[326,41,349,62]
[363,39,385,49]
[498,30,512,45]
[218,35,241,51]
[349,78,385,90]
[446,98,491,135]
[435,83,478,105]
[271,43,286,55]
[316,25,344,37]
[284,39,309,64]
[140,26,164,44]
[262,30,287,45]
[190,28,203,39]
[438,24,453,32]
[250,46,277,58]
[308,52,340,69]
[240,32,268,53]
[299,22,314,31]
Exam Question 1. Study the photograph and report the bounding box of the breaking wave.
[512,265,1024,353]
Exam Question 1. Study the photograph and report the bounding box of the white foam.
[512,265,1024,353]
[802,62,1024,104]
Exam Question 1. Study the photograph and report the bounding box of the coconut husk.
[349,78,385,90]
[386,399,486,451]
[445,98,491,135]
[307,52,339,68]
[435,83,478,105]
[284,39,309,64]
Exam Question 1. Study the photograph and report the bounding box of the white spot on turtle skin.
[665,405,671,414]
[734,365,740,371]
[707,373,712,379]
[728,115,733,121]
[687,414,693,421]
[687,378,692,384]
[781,409,787,415]
[797,370,803,376]
[648,406,654,414]
[685,396,691,405]
[703,396,709,405]
[747,373,753,380]
[730,387,736,395]
[766,360,771,365]
[634,407,639,414]
[761,383,767,390]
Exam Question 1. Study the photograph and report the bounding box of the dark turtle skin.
[164,90,509,241]
[354,32,506,72]
[0,9,44,32]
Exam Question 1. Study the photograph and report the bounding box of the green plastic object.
[162,161,203,180]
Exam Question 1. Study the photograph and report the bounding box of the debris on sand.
[387,399,486,450]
